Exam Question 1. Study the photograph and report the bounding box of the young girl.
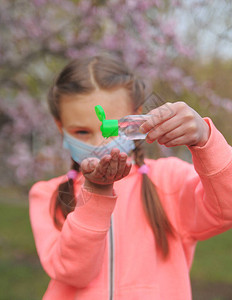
[29,53,232,300]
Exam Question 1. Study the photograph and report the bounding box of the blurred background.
[0,0,232,299]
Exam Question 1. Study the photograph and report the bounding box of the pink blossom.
[161,20,176,38]
[33,0,47,7]
[48,40,62,52]
[171,0,181,6]
[183,77,195,89]
[137,0,160,11]
[127,0,137,10]
[166,67,183,81]
[174,39,193,57]
[102,35,118,50]
[66,48,80,59]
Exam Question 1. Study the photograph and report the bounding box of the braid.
[133,141,175,258]
[133,140,145,166]
[52,160,80,230]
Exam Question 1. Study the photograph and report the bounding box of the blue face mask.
[62,129,135,164]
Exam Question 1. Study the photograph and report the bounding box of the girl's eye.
[75,130,89,135]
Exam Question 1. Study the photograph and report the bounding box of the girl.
[29,53,232,300]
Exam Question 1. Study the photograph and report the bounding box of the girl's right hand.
[80,148,132,195]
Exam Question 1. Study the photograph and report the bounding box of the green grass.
[0,193,49,300]
[0,187,232,299]
[191,230,232,283]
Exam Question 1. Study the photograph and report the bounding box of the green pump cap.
[95,105,118,138]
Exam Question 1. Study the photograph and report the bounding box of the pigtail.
[52,160,80,230]
[133,140,175,258]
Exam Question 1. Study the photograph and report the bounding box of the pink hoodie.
[29,119,232,300]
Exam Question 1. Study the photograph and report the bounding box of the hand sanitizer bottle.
[95,105,151,140]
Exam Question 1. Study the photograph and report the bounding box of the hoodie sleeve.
[29,181,117,288]
[178,118,232,241]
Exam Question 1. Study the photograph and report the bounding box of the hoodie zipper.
[109,216,115,300]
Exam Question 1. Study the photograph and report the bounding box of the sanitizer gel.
[95,105,151,140]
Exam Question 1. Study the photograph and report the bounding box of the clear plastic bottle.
[95,105,151,140]
[117,114,151,140]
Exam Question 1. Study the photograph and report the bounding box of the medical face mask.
[62,129,135,164]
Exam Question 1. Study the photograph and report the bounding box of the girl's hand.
[140,101,210,147]
[80,148,132,195]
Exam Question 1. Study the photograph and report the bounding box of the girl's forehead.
[60,88,133,121]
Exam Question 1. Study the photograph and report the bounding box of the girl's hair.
[48,52,175,258]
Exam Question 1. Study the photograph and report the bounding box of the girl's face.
[56,88,134,146]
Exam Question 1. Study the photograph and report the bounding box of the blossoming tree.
[0,0,231,184]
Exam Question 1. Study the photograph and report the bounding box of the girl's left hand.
[140,101,210,147]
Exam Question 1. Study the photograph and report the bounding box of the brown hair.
[48,52,175,258]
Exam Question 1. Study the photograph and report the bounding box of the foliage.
[0,192,49,299]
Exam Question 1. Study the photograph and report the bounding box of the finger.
[163,134,187,147]
[164,130,203,147]
[157,120,202,146]
[122,161,132,177]
[105,149,120,178]
[140,103,175,134]
[110,148,120,157]
[145,115,182,143]
[157,125,186,145]
[114,152,127,180]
